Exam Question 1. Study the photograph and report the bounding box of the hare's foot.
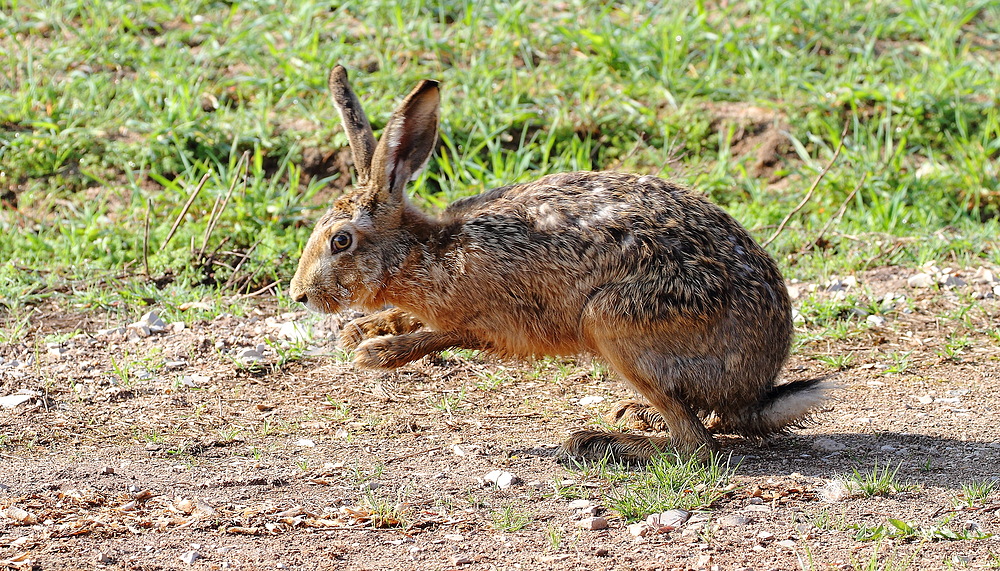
[339,308,423,351]
[605,400,670,432]
[353,330,483,369]
[558,430,675,463]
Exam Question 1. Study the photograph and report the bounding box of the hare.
[289,65,830,462]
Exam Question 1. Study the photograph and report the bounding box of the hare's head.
[290,66,440,313]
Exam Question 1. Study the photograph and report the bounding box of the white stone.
[819,480,850,502]
[294,439,316,448]
[567,499,592,510]
[907,273,935,288]
[180,550,201,564]
[578,395,605,406]
[718,514,750,527]
[866,315,886,327]
[627,522,650,537]
[645,509,689,529]
[483,470,518,489]
[127,323,151,338]
[140,310,167,332]
[972,267,995,284]
[277,322,310,343]
[811,437,846,453]
[0,391,39,409]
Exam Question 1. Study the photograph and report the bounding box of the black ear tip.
[416,79,441,94]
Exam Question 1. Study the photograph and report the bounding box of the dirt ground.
[2,265,1000,570]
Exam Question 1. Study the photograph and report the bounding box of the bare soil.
[2,266,1000,570]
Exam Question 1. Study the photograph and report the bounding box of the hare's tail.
[732,376,833,439]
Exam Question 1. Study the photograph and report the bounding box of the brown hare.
[289,65,830,462]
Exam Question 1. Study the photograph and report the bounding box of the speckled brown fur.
[289,66,831,462]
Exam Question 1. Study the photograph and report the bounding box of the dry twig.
[762,123,850,249]
[159,171,211,255]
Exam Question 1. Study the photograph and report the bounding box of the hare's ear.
[367,78,440,205]
[329,65,377,186]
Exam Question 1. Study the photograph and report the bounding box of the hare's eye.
[330,232,352,253]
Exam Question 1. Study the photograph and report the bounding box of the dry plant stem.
[796,172,867,257]
[198,151,249,259]
[386,446,443,464]
[143,198,152,277]
[159,171,211,255]
[232,281,279,299]
[762,123,850,249]
[223,237,265,289]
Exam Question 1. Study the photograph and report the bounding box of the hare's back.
[446,171,758,261]
[443,171,786,320]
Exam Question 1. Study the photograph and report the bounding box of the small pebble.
[819,480,851,502]
[449,555,472,566]
[578,516,608,530]
[645,509,689,529]
[180,550,201,564]
[718,515,750,527]
[483,470,518,489]
[567,499,592,510]
[812,437,846,453]
[627,522,650,537]
[237,348,263,363]
[907,273,935,288]
[866,315,886,327]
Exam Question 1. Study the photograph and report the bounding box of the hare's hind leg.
[340,307,424,350]
[562,342,718,460]
[354,330,484,369]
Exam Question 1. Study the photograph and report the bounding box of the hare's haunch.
[290,66,830,461]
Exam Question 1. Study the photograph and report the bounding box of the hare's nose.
[293,292,308,304]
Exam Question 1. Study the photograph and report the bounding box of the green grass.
[491,505,532,532]
[2,0,999,318]
[954,478,999,508]
[847,461,913,497]
[849,515,992,542]
[604,450,737,522]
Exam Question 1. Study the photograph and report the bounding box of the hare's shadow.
[724,432,996,488]
[512,432,998,489]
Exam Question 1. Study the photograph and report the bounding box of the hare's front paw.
[353,336,417,369]
[339,309,423,351]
